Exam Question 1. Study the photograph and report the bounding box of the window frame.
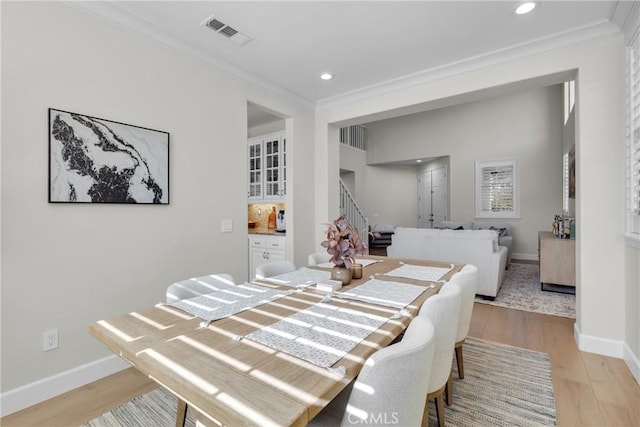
[475,159,520,219]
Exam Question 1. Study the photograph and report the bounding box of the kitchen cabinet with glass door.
[248,131,286,202]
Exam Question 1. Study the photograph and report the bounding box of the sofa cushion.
[440,229,499,252]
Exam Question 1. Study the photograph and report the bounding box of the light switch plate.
[221,219,233,232]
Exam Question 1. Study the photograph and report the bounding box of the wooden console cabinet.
[538,231,576,288]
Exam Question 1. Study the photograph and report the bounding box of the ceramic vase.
[331,265,352,285]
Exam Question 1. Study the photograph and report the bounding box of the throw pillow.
[489,226,508,237]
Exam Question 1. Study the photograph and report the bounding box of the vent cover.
[203,15,253,46]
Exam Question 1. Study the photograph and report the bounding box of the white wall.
[362,86,564,256]
[1,1,315,400]
[339,145,418,227]
[625,244,640,382]
[360,165,418,227]
[248,120,285,138]
[316,34,631,366]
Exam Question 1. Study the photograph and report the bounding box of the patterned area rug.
[85,338,556,427]
[475,263,575,318]
[427,338,556,426]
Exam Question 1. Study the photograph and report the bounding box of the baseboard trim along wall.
[511,252,539,261]
[624,343,640,385]
[0,355,129,417]
[574,323,640,385]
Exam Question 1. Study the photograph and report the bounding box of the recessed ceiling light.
[320,73,333,80]
[416,159,422,163]
[515,2,536,15]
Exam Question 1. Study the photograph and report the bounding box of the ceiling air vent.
[202,15,253,47]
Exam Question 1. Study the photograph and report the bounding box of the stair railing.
[339,178,369,254]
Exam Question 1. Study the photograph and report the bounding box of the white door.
[418,169,432,228]
[431,167,448,228]
[417,166,448,228]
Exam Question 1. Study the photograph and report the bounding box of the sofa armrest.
[499,235,512,249]
[498,236,512,267]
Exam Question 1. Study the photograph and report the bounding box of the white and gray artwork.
[48,109,169,204]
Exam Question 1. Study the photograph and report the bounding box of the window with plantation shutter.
[475,159,520,218]
[626,29,640,239]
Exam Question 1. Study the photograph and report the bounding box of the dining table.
[88,255,463,426]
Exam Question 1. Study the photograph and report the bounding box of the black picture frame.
[48,108,169,204]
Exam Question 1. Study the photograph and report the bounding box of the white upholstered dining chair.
[308,252,331,266]
[308,315,436,427]
[444,264,478,404]
[255,260,296,279]
[419,283,461,427]
[165,273,235,304]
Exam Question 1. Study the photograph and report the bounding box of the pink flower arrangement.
[321,214,368,269]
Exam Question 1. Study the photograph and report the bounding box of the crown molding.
[64,1,316,109]
[64,2,622,113]
[610,0,639,42]
[316,20,621,110]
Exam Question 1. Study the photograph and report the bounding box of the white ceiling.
[75,1,629,108]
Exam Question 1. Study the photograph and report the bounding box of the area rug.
[84,338,556,427]
[83,387,195,427]
[427,337,556,426]
[475,263,575,318]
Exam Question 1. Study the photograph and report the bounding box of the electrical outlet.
[221,219,233,232]
[43,329,59,351]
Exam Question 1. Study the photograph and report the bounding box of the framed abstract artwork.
[48,108,169,204]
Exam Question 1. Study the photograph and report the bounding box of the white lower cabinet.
[249,234,286,279]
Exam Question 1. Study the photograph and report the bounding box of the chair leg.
[446,371,453,406]
[422,400,429,427]
[427,386,446,427]
[455,343,465,379]
[435,394,445,427]
[176,399,188,427]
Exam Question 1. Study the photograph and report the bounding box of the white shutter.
[475,159,519,218]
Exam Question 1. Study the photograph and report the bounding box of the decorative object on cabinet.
[276,209,286,231]
[48,108,169,204]
[268,206,277,229]
[248,131,286,201]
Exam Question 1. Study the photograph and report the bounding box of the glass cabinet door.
[247,132,286,202]
[248,140,262,200]
[264,137,280,198]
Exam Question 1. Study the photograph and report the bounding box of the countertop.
[249,227,286,236]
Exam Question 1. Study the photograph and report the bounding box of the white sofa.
[387,227,507,299]
[439,221,513,267]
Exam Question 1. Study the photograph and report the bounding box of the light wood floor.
[3,304,639,426]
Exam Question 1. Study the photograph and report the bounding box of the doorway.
[418,164,448,228]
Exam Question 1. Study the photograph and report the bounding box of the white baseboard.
[0,355,129,417]
[574,324,640,385]
[624,343,640,385]
[512,252,539,261]
[573,323,625,358]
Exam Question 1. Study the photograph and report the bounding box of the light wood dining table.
[88,255,463,426]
